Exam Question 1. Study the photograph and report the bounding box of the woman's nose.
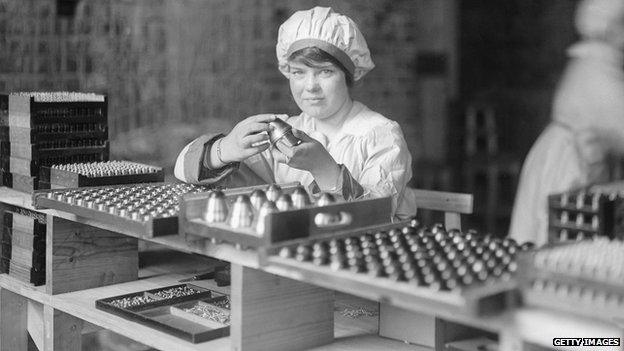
[304,73,320,91]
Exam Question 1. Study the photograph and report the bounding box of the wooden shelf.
[0,271,426,351]
[2,187,623,351]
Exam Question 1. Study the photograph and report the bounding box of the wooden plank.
[230,264,334,351]
[411,188,473,214]
[27,299,44,351]
[379,303,436,347]
[8,94,31,128]
[46,214,139,294]
[43,305,82,351]
[0,287,28,351]
[11,211,43,234]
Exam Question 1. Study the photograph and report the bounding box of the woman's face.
[288,61,351,121]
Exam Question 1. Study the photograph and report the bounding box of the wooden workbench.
[0,187,622,351]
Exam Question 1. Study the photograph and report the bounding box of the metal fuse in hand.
[268,118,302,147]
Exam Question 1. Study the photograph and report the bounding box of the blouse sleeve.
[173,134,274,188]
[357,123,413,218]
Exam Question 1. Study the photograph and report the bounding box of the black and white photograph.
[0,1,623,350]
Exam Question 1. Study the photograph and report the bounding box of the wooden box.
[33,182,212,237]
[180,183,392,250]
[517,242,624,322]
[95,284,229,343]
[548,181,624,243]
[39,161,164,188]
[267,221,523,317]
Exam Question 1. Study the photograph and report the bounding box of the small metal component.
[256,200,277,235]
[229,195,254,228]
[265,184,282,202]
[291,186,311,208]
[316,192,335,206]
[250,189,267,211]
[275,194,292,211]
[268,118,301,147]
[204,190,228,223]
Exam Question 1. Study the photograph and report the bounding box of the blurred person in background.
[510,0,624,246]
[175,7,416,220]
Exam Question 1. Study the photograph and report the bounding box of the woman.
[509,0,624,245]
[175,7,415,220]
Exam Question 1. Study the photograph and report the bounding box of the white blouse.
[174,101,416,219]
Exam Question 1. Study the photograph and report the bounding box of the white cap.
[276,7,375,81]
[576,0,624,42]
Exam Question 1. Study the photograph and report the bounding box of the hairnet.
[575,0,624,41]
[276,7,375,81]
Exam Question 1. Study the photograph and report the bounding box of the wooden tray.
[96,285,229,343]
[266,221,521,317]
[517,248,624,321]
[32,182,213,237]
[181,186,392,249]
[39,163,164,188]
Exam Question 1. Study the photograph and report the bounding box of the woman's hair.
[288,47,354,87]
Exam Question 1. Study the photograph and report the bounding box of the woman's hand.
[274,129,341,189]
[218,114,277,164]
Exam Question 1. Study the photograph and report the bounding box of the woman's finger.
[244,122,272,135]
[249,114,278,123]
[242,132,270,147]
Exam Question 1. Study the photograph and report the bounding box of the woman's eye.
[290,70,304,77]
[320,69,333,75]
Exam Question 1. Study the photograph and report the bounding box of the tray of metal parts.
[32,182,213,237]
[517,238,624,321]
[547,181,624,243]
[181,183,392,249]
[267,220,534,316]
[39,160,164,188]
[96,285,229,343]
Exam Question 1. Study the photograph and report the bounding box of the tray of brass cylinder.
[32,182,214,237]
[180,183,393,251]
[266,221,534,316]
[517,238,624,321]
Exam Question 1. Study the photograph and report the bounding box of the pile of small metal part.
[108,294,158,309]
[44,182,211,222]
[152,285,202,299]
[278,220,535,292]
[51,160,160,178]
[184,303,231,325]
[14,92,105,102]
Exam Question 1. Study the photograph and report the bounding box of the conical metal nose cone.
[230,195,254,228]
[316,192,336,206]
[250,189,267,211]
[291,186,311,209]
[204,190,228,223]
[268,119,300,147]
[266,184,282,202]
[276,194,293,211]
[256,200,277,235]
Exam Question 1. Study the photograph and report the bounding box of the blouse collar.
[567,40,624,67]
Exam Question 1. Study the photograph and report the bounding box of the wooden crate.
[548,181,624,243]
[33,182,213,237]
[517,241,624,322]
[39,161,164,188]
[181,184,392,250]
[267,221,524,317]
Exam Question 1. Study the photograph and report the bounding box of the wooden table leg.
[230,263,334,351]
[43,305,83,351]
[0,288,28,351]
[46,215,139,294]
